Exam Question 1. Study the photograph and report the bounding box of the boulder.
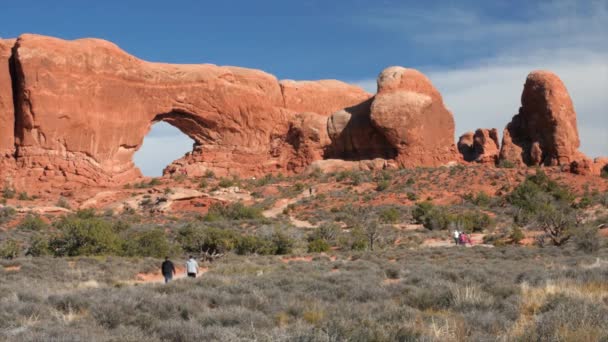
[326,98,396,159]
[459,129,500,164]
[369,67,458,167]
[499,71,582,166]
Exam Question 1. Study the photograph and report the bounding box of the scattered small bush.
[18,214,48,231]
[0,239,20,259]
[307,238,330,253]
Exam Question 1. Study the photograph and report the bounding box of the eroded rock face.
[499,71,582,166]
[326,98,396,160]
[458,129,500,164]
[7,34,368,186]
[369,67,458,167]
[280,80,370,116]
[0,39,16,182]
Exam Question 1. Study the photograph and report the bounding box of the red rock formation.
[458,129,500,164]
[280,80,370,116]
[326,98,396,160]
[499,71,582,167]
[0,39,16,182]
[6,34,370,187]
[369,67,458,167]
[570,157,608,176]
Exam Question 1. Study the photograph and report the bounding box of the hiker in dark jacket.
[161,257,176,283]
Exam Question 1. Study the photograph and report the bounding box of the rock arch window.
[133,121,195,177]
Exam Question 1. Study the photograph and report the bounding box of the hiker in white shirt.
[453,230,460,245]
[185,256,199,278]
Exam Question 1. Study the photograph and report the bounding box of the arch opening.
[133,121,195,177]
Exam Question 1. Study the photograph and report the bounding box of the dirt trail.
[422,233,492,248]
[127,266,209,285]
[262,190,316,228]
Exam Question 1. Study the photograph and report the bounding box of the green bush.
[456,210,493,233]
[218,178,234,188]
[572,224,600,253]
[376,180,390,192]
[407,192,418,201]
[0,239,20,259]
[497,160,516,168]
[2,185,15,199]
[508,169,574,218]
[309,224,340,243]
[350,227,368,250]
[510,226,525,244]
[204,202,263,221]
[412,202,451,230]
[379,207,400,224]
[122,229,179,258]
[307,238,330,253]
[76,208,97,219]
[0,206,16,224]
[28,234,51,257]
[49,217,122,256]
[56,197,71,209]
[17,192,31,201]
[177,225,237,254]
[18,214,48,231]
[271,231,294,255]
[235,235,275,255]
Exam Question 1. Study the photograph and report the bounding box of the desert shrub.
[49,217,122,256]
[0,239,20,259]
[17,191,31,201]
[472,191,491,207]
[455,210,493,232]
[376,180,390,192]
[574,195,593,209]
[270,231,294,255]
[508,169,574,212]
[509,226,525,244]
[572,224,600,253]
[412,202,451,230]
[235,235,276,255]
[309,224,340,243]
[535,202,580,246]
[204,170,215,178]
[27,234,51,256]
[349,227,368,250]
[1,185,15,199]
[0,206,16,224]
[307,238,331,253]
[218,177,234,188]
[18,214,48,231]
[204,202,263,221]
[497,159,515,168]
[56,197,71,209]
[122,229,180,257]
[177,225,237,254]
[76,208,96,219]
[406,192,418,201]
[379,207,400,224]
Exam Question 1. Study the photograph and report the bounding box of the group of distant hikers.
[453,230,472,246]
[160,255,199,283]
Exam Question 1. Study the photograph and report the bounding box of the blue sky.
[1,0,606,176]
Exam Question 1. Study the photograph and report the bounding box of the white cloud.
[133,122,194,177]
